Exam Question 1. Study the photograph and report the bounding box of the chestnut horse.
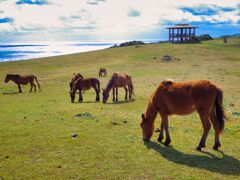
[99,68,107,77]
[69,73,84,92]
[70,78,100,103]
[4,74,41,93]
[140,80,226,151]
[102,72,134,103]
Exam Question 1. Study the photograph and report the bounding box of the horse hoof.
[196,146,202,151]
[157,136,163,142]
[213,144,220,150]
[164,140,171,146]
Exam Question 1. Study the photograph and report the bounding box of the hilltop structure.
[167,24,198,43]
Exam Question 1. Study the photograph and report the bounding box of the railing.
[169,33,195,37]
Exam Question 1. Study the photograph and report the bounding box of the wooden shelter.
[167,24,198,43]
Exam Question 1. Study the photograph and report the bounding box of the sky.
[0,0,239,42]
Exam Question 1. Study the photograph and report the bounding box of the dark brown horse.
[70,78,100,103]
[102,72,134,103]
[4,74,41,93]
[99,68,107,77]
[140,80,226,151]
[69,73,84,92]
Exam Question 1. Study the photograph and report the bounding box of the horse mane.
[72,78,82,92]
[8,74,20,77]
[105,73,117,91]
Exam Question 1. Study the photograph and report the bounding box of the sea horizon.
[0,39,162,63]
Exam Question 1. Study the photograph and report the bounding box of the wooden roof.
[166,24,198,29]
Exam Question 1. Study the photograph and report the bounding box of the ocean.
[0,40,160,62]
[0,41,116,62]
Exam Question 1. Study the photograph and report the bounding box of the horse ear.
[141,114,145,120]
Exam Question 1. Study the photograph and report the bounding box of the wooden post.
[177,29,179,43]
[180,28,183,43]
[189,28,191,41]
[169,29,171,42]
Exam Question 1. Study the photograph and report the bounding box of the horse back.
[153,80,217,115]
[80,78,99,90]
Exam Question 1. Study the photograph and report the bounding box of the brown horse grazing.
[99,68,107,77]
[69,73,84,92]
[140,80,227,151]
[4,74,41,93]
[102,72,134,103]
[70,78,100,103]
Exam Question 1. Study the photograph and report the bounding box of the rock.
[110,121,119,125]
[75,112,95,119]
[123,120,128,123]
[71,133,78,138]
[161,55,180,62]
[229,103,235,107]
[5,155,9,159]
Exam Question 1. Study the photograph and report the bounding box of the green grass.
[0,38,240,179]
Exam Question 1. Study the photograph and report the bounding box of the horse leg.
[112,87,115,101]
[116,87,118,102]
[30,82,33,93]
[209,111,221,150]
[196,110,211,151]
[157,120,165,142]
[33,82,36,92]
[78,90,83,102]
[160,114,171,146]
[128,84,132,100]
[94,86,100,101]
[18,84,22,93]
[124,87,128,100]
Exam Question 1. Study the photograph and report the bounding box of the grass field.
[0,38,240,179]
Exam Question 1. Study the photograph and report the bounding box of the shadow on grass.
[2,91,21,95]
[144,141,240,175]
[73,101,100,104]
[105,99,135,105]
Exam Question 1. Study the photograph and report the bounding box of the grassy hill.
[0,38,240,179]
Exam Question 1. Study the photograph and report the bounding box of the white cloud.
[0,0,239,41]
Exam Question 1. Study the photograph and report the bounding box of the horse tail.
[214,87,227,133]
[129,76,134,95]
[34,76,41,91]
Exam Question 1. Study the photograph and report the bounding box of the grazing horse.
[140,80,226,151]
[99,68,107,77]
[4,74,41,93]
[70,78,100,103]
[102,72,134,103]
[69,73,84,92]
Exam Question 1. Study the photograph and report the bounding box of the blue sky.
[0,0,239,42]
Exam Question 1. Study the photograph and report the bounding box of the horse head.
[140,114,154,142]
[102,88,109,103]
[4,74,10,83]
